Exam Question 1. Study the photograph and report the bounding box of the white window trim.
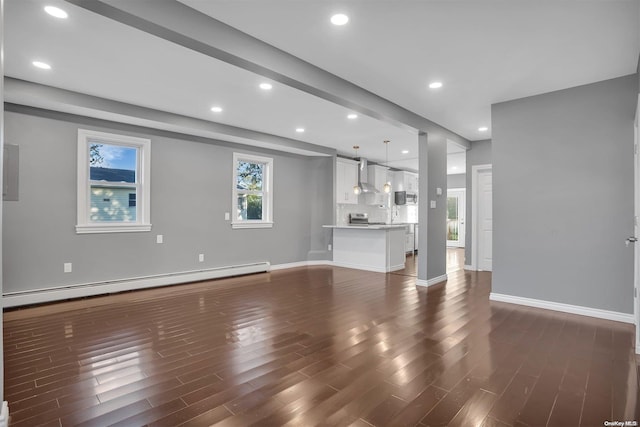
[76,129,151,234]
[232,152,273,229]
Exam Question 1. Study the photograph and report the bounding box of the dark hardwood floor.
[3,254,638,426]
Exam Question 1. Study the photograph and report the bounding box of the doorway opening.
[447,140,467,272]
[447,188,466,248]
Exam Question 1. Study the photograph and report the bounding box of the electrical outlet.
[63,263,72,273]
[199,254,205,262]
[156,234,163,244]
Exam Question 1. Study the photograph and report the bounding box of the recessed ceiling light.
[296,128,305,133]
[478,126,489,132]
[259,83,272,90]
[44,6,68,19]
[401,150,409,154]
[347,114,358,119]
[32,61,51,70]
[210,106,223,113]
[428,81,443,89]
[330,14,349,25]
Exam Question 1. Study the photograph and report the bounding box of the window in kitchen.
[76,129,151,234]
[232,152,273,229]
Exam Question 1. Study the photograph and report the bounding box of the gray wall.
[307,157,334,260]
[3,108,333,293]
[447,173,466,189]
[465,139,492,264]
[492,75,637,313]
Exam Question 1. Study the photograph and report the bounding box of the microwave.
[394,191,418,205]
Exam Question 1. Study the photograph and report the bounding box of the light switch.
[64,263,72,273]
[224,212,230,221]
[198,254,205,262]
[156,234,163,244]
[430,200,437,209]
[436,187,442,196]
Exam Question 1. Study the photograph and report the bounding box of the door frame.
[471,164,492,271]
[634,94,639,354]
[447,188,466,248]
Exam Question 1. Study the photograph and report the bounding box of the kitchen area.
[324,156,419,273]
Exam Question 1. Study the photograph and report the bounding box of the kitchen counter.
[324,225,406,273]
[323,224,407,230]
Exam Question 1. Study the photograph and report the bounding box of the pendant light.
[352,145,362,195]
[383,140,392,193]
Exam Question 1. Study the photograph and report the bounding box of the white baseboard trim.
[0,401,8,427]
[464,265,474,270]
[3,262,271,308]
[331,261,404,273]
[389,263,406,272]
[416,274,448,288]
[489,293,635,324]
[269,260,332,270]
[305,260,333,266]
[269,261,311,270]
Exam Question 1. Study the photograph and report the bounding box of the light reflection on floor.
[446,247,465,273]
[393,247,465,277]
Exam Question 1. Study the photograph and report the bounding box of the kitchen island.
[323,224,407,273]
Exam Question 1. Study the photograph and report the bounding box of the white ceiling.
[181,0,639,139]
[4,0,639,172]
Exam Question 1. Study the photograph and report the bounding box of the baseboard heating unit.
[3,262,270,308]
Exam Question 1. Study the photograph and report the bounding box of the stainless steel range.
[349,213,369,226]
[348,213,386,226]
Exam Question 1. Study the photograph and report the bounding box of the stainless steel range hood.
[356,158,379,193]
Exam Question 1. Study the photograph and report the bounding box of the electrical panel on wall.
[3,144,19,201]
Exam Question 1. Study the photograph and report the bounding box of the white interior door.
[477,169,493,271]
[447,189,466,247]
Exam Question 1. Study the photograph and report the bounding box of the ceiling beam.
[63,0,470,150]
[5,77,335,157]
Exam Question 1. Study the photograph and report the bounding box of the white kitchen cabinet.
[368,165,389,190]
[387,170,396,191]
[393,171,405,192]
[405,232,415,253]
[336,158,359,204]
[404,172,419,193]
[394,171,419,193]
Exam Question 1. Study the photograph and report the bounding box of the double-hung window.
[76,129,151,234]
[232,153,273,229]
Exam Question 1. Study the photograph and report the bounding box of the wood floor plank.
[3,252,637,426]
